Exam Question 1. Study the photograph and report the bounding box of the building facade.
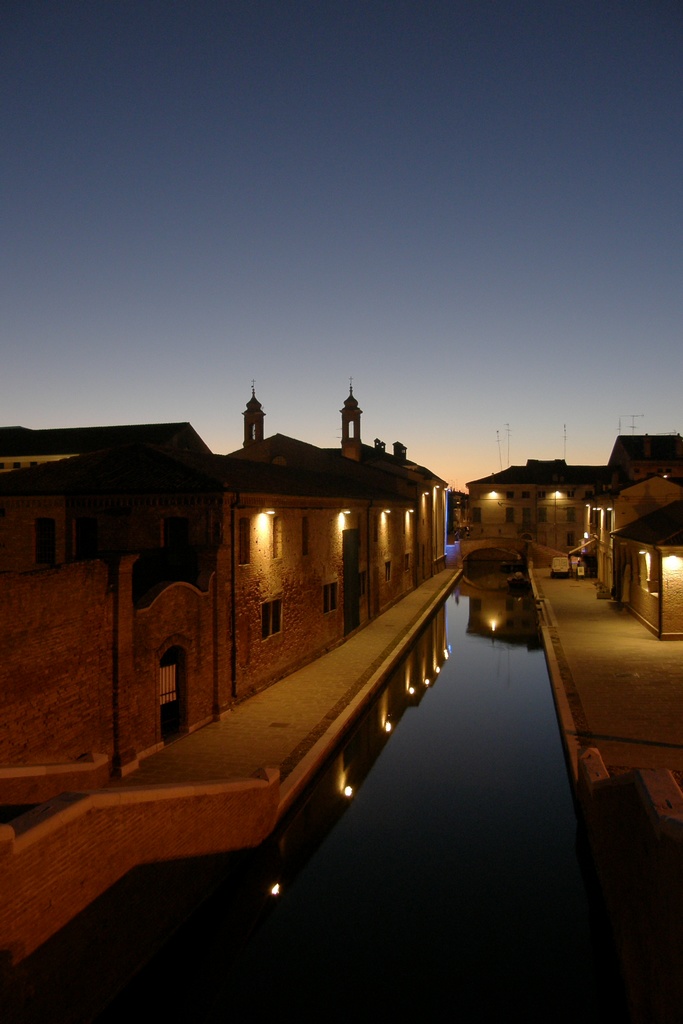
[466,460,610,553]
[0,391,447,795]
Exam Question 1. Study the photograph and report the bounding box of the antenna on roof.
[563,423,566,461]
[504,423,510,467]
[618,414,644,434]
[496,429,502,471]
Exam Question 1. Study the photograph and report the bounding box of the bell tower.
[340,383,362,461]
[243,384,265,447]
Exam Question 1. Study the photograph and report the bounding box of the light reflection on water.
[102,586,627,1022]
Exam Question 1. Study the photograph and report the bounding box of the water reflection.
[99,588,627,1023]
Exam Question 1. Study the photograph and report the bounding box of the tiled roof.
[613,500,683,546]
[0,443,412,505]
[609,434,683,465]
[467,460,610,488]
[0,423,211,457]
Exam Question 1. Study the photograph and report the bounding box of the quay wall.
[0,770,279,969]
[533,564,683,1024]
[578,750,683,1024]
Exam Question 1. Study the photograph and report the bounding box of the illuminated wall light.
[434,665,440,674]
[265,509,275,515]
[665,555,682,569]
[384,721,392,733]
[408,686,415,695]
[344,785,353,798]
[424,678,430,687]
[490,621,497,632]
[443,649,449,659]
[341,509,351,515]
[270,882,281,896]
[384,509,391,514]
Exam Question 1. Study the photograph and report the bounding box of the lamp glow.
[344,785,353,797]
[270,883,281,896]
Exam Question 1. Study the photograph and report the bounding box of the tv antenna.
[504,423,511,467]
[618,414,644,434]
[496,430,502,471]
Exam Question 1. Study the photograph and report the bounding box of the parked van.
[550,556,570,578]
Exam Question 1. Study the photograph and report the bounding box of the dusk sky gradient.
[3,1,682,487]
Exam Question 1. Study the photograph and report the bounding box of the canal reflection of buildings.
[458,580,539,648]
[276,605,449,888]
[97,606,451,1022]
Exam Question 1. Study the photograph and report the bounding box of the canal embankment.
[0,566,460,1024]
[533,563,683,1024]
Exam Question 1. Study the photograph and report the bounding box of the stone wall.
[578,748,683,1024]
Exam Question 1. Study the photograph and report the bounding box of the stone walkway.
[535,569,683,773]
[109,567,460,815]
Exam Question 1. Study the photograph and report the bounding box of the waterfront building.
[0,422,210,472]
[0,390,446,800]
[466,460,610,553]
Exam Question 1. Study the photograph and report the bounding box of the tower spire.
[243,384,265,447]
[340,383,362,461]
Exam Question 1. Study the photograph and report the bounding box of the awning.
[568,536,597,556]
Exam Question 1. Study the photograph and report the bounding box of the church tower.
[340,384,362,461]
[243,386,265,447]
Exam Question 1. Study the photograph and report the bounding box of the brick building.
[466,459,610,552]
[0,421,210,472]
[0,390,446,794]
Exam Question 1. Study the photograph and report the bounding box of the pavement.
[109,564,461,818]
[109,549,683,819]
[534,567,683,774]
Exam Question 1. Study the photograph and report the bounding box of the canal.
[100,580,627,1022]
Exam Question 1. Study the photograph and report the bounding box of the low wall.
[0,752,111,805]
[0,768,279,966]
[578,749,683,1024]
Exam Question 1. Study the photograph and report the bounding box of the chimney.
[393,441,407,462]
[374,438,386,453]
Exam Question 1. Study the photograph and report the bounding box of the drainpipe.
[367,500,373,620]
[658,547,663,639]
[230,493,239,698]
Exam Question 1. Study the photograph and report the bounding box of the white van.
[550,556,570,578]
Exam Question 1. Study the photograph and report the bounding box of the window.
[262,599,282,638]
[567,489,575,498]
[302,516,309,556]
[164,516,188,548]
[404,552,410,571]
[35,518,56,564]
[506,491,514,500]
[521,491,530,499]
[323,581,338,613]
[238,517,250,564]
[566,506,576,522]
[272,516,281,558]
[505,507,514,523]
[385,560,391,582]
[537,507,547,523]
[522,507,531,526]
[537,490,546,499]
[75,517,98,559]
[472,507,482,524]
[567,532,575,547]
[13,462,21,469]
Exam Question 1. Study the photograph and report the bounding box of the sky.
[3,1,682,488]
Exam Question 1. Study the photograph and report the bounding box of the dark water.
[101,583,627,1023]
